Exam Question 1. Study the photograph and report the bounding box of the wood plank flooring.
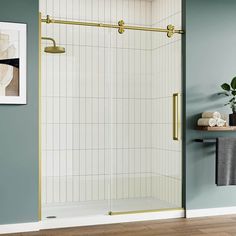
[4,215,236,236]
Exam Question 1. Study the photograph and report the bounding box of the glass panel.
[109,0,182,214]
[40,0,113,219]
[40,0,182,219]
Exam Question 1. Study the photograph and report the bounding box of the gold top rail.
[41,15,184,38]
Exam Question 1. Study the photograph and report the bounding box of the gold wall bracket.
[42,15,184,38]
[46,15,52,24]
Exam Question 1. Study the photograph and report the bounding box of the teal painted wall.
[185,0,236,209]
[1,0,236,225]
[0,0,39,224]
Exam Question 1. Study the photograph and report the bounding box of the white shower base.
[42,198,179,220]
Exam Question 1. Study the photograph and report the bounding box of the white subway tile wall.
[40,0,182,212]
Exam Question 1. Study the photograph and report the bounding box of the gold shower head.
[44,45,65,54]
[41,37,65,54]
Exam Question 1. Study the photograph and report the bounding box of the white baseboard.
[186,206,236,218]
[41,209,185,230]
[0,222,39,234]
[0,210,184,234]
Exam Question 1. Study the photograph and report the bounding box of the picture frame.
[0,22,27,104]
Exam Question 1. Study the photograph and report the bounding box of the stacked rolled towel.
[202,111,221,119]
[216,118,226,127]
[197,111,227,127]
[198,118,217,127]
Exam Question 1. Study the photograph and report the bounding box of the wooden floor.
[4,215,236,236]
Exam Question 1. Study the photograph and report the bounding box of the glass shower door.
[40,0,114,218]
[109,27,154,213]
[109,0,182,215]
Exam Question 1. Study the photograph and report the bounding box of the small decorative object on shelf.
[197,111,227,129]
[218,76,236,126]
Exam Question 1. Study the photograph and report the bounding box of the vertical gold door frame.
[38,12,42,221]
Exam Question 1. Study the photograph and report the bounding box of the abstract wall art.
[0,22,26,104]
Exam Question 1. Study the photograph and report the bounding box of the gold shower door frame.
[38,11,184,219]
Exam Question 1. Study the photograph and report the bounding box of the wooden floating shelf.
[196,126,236,131]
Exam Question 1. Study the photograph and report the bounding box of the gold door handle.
[173,93,180,141]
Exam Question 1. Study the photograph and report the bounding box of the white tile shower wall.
[40,0,153,205]
[151,0,182,207]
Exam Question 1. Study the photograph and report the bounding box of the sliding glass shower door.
[109,0,182,214]
[41,0,182,219]
[41,0,114,218]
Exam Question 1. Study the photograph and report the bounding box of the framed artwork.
[0,22,27,104]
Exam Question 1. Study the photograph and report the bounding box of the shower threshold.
[41,200,184,230]
[42,198,180,220]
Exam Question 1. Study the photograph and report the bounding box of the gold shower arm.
[41,15,184,38]
[41,37,56,47]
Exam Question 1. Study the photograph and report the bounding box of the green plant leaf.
[221,83,231,91]
[231,77,236,89]
[232,91,236,96]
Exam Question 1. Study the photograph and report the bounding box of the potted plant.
[219,77,236,126]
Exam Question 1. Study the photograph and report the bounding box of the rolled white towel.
[202,111,221,119]
[216,118,226,127]
[197,118,217,127]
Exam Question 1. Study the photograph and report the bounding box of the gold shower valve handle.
[118,20,125,34]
